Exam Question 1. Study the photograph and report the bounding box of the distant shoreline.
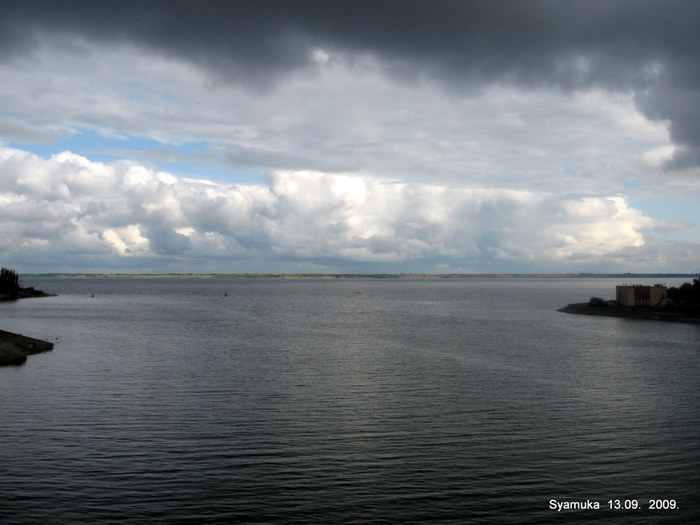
[558,303,700,324]
[24,272,698,280]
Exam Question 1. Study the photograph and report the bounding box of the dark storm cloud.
[3,0,700,169]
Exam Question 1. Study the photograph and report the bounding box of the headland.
[0,272,55,365]
[558,302,700,324]
[559,279,700,324]
[0,330,54,366]
[0,286,54,301]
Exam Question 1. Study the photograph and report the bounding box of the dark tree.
[667,278,700,308]
[588,296,607,307]
[0,267,20,297]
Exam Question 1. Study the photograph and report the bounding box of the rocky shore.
[0,286,54,302]
[0,281,55,365]
[558,302,700,323]
[0,329,54,366]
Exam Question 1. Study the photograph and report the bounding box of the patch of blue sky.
[8,128,263,185]
[10,128,164,158]
[630,197,700,240]
[158,161,263,186]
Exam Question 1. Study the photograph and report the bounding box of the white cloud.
[1,146,685,273]
[0,40,671,192]
[102,225,150,256]
[640,145,678,171]
[1,38,697,272]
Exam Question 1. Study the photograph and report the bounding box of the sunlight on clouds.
[0,40,674,197]
[102,225,149,256]
[640,145,677,171]
[1,147,692,271]
[545,197,648,259]
[1,3,699,273]
[18,238,51,250]
[102,228,130,255]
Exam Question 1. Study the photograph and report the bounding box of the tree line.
[667,278,700,308]
[587,278,700,310]
[0,267,20,297]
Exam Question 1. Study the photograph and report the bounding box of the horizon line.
[23,272,700,279]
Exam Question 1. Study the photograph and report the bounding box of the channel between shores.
[3,282,698,367]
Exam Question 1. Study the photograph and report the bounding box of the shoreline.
[0,286,56,366]
[0,288,55,301]
[23,272,699,280]
[0,329,54,366]
[558,303,700,324]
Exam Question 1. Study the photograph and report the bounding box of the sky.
[1,0,699,274]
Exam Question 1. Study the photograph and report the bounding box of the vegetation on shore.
[559,302,700,323]
[0,267,55,366]
[0,267,21,298]
[667,278,700,308]
[587,296,608,307]
[561,278,700,323]
[0,266,53,301]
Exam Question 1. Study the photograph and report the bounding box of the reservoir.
[1,277,698,523]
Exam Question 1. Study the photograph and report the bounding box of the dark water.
[1,278,698,524]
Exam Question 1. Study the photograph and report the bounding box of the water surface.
[1,278,698,523]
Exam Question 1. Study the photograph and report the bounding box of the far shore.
[23,272,698,280]
[558,302,700,324]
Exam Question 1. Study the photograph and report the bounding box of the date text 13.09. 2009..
[548,499,678,512]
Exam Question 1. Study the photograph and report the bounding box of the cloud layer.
[3,0,700,171]
[1,147,669,273]
[0,1,698,273]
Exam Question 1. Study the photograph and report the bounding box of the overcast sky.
[1,0,699,274]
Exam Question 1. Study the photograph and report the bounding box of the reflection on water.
[1,278,698,523]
